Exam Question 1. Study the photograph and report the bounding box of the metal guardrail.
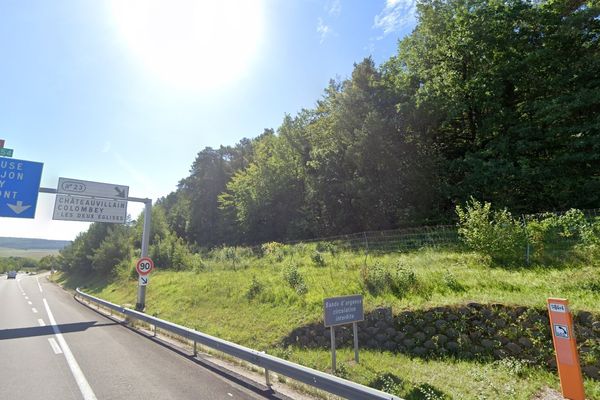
[75,288,401,400]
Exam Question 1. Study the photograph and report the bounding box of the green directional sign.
[0,148,13,157]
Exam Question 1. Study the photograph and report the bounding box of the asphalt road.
[0,273,276,400]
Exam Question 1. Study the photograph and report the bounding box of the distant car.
[7,271,17,279]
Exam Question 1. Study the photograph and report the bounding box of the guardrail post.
[194,341,197,356]
[261,351,271,387]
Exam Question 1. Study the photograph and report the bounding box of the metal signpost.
[136,201,152,310]
[0,156,43,218]
[323,294,364,373]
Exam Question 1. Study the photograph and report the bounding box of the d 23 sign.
[136,257,154,276]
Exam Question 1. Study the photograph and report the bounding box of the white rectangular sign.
[139,275,149,286]
[57,177,129,200]
[324,295,364,327]
[53,194,128,224]
[549,303,567,313]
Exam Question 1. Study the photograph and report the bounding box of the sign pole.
[353,322,359,363]
[135,199,152,311]
[330,326,336,373]
[547,298,585,400]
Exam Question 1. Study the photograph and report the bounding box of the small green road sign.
[0,148,13,157]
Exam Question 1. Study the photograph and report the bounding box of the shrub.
[311,251,326,267]
[245,275,264,300]
[456,198,526,265]
[361,261,421,298]
[150,233,196,271]
[525,209,598,261]
[209,246,254,269]
[283,263,308,294]
[316,241,338,254]
[261,242,285,261]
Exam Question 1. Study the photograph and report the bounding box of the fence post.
[363,232,369,264]
[522,215,530,265]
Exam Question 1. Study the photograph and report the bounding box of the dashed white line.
[38,319,46,326]
[25,296,29,300]
[43,298,97,400]
[48,338,63,354]
[32,307,38,313]
[28,301,32,305]
[36,277,43,293]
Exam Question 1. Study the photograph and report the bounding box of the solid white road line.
[48,338,63,355]
[32,308,38,313]
[37,277,43,293]
[43,298,98,400]
[38,319,46,326]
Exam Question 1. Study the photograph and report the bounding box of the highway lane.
[0,273,275,400]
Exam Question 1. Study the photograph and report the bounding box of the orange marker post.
[547,298,585,400]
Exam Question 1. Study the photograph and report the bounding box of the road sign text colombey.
[54,195,127,223]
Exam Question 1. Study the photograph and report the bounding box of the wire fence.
[285,208,600,263]
[287,225,460,253]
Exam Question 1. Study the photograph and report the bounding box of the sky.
[0,0,417,241]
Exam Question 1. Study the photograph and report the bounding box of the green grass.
[0,247,59,260]
[57,246,600,399]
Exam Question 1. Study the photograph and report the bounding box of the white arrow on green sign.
[0,148,13,157]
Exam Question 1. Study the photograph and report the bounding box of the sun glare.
[110,0,265,90]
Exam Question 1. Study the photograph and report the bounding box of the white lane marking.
[32,308,38,313]
[38,319,46,326]
[227,393,233,397]
[25,296,29,300]
[48,338,63,354]
[37,277,43,293]
[43,298,98,400]
[28,301,32,305]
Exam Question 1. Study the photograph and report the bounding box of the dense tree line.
[60,0,599,270]
[156,0,599,247]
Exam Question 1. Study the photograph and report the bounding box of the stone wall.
[283,303,600,380]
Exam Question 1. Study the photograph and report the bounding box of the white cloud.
[102,141,111,153]
[317,17,332,44]
[327,0,341,17]
[373,0,416,37]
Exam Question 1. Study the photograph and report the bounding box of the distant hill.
[0,237,71,250]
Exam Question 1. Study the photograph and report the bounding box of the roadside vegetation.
[55,201,600,399]
[53,0,600,398]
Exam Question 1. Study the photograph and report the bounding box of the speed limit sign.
[136,257,154,276]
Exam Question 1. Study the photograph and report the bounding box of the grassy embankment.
[58,245,600,399]
[0,247,58,259]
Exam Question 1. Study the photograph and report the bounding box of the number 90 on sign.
[136,257,154,276]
